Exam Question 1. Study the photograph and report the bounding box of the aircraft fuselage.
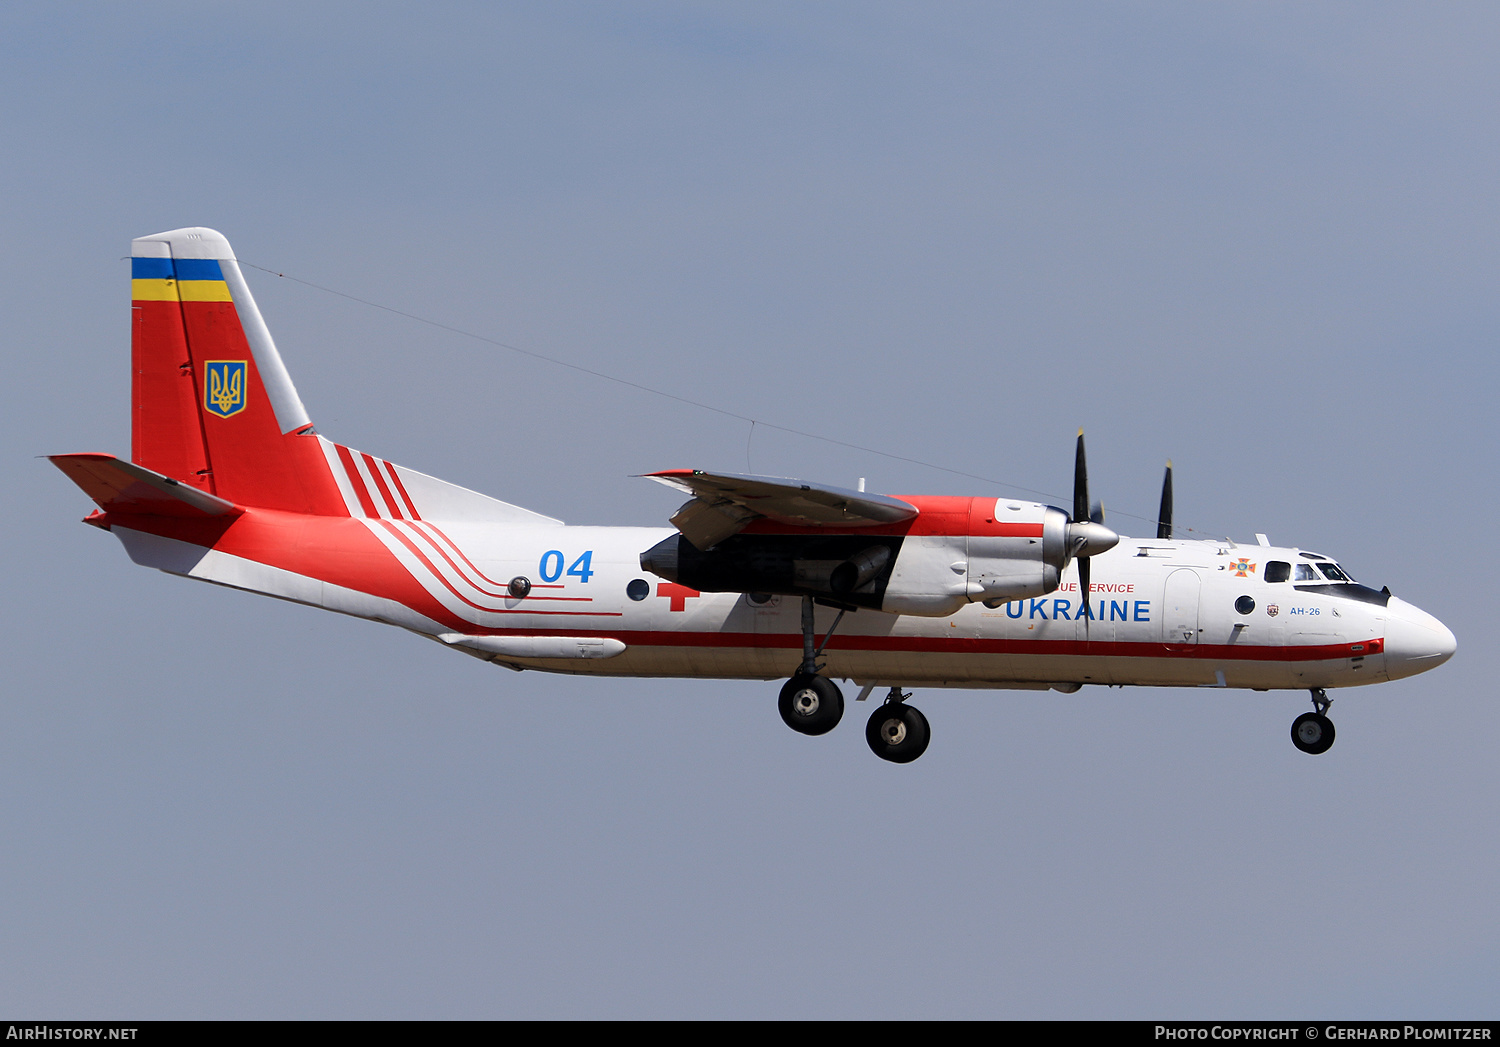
[103,507,1452,694]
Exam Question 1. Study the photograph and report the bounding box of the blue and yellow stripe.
[131,257,233,303]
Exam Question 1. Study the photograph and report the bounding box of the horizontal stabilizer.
[644,469,917,548]
[49,453,242,518]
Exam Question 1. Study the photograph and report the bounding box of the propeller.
[1156,460,1173,540]
[1065,431,1120,629]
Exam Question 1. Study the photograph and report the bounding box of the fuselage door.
[1162,568,1201,650]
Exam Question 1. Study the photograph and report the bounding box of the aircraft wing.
[644,469,917,549]
[49,453,242,518]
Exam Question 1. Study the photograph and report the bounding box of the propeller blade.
[1062,429,1116,638]
[1078,554,1092,635]
[1156,460,1173,540]
[1073,430,1089,524]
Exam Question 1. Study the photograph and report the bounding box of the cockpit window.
[1294,563,1321,581]
[1317,562,1352,582]
[1265,561,1291,582]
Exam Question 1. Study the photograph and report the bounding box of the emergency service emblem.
[1230,558,1256,577]
[204,361,247,418]
[1266,604,1279,617]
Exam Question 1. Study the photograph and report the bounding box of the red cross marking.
[657,582,701,612]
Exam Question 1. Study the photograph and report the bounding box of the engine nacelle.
[640,497,1099,617]
[879,502,1071,616]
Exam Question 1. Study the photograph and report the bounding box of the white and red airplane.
[52,227,1456,763]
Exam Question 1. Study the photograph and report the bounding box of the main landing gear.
[1291,688,1336,755]
[778,673,843,735]
[776,597,931,762]
[778,596,848,735]
[865,689,930,764]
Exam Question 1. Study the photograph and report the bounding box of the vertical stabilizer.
[129,228,344,514]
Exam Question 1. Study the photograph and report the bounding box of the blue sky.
[2,2,1495,1017]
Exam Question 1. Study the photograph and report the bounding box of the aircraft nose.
[1383,597,1457,680]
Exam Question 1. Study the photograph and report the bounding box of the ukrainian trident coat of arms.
[204,361,247,417]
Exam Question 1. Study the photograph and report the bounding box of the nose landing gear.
[1291,688,1336,755]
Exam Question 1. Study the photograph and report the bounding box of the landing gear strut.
[865,688,931,764]
[1291,688,1336,755]
[777,596,847,736]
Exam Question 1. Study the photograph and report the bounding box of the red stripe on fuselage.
[375,520,619,617]
[392,521,514,600]
[391,625,1375,663]
[412,521,515,589]
[398,523,586,602]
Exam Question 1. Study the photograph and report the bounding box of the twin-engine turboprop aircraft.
[51,228,1456,763]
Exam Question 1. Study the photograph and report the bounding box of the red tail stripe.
[361,452,404,520]
[335,444,379,518]
[382,460,420,520]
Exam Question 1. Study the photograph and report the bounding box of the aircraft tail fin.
[122,227,560,527]
[129,228,345,514]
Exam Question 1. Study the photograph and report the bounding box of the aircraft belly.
[490,636,1285,688]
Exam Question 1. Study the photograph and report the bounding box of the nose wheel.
[865,691,930,763]
[1291,689,1335,755]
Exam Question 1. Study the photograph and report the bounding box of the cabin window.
[1265,561,1290,582]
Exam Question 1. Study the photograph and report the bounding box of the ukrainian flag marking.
[131,257,233,302]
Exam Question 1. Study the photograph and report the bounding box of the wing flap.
[49,453,242,518]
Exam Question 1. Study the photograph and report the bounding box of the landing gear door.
[1162,569,1201,651]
